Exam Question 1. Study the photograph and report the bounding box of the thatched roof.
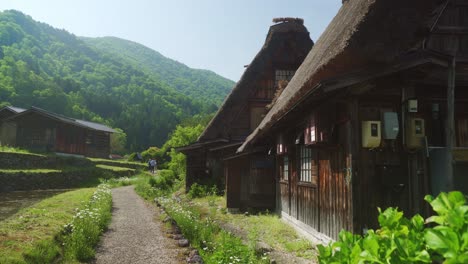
[239,0,442,152]
[198,19,313,142]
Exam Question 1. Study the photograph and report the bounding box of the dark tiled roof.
[0,106,27,114]
[6,106,115,133]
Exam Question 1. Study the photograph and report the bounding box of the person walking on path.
[149,158,157,174]
[92,186,184,264]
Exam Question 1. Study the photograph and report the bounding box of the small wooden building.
[179,18,313,209]
[239,0,468,240]
[0,106,26,146]
[1,106,115,158]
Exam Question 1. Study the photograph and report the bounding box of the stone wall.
[0,152,137,192]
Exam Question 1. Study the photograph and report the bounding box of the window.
[275,70,296,88]
[282,156,289,181]
[299,145,318,184]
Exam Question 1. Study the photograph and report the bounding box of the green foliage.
[318,191,468,264]
[141,146,164,162]
[157,196,267,264]
[188,183,218,199]
[147,169,176,194]
[101,176,137,187]
[0,10,233,150]
[82,36,233,109]
[134,174,161,200]
[0,145,32,154]
[110,128,127,155]
[424,191,468,263]
[61,184,112,262]
[162,124,205,178]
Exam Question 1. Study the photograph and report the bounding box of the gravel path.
[92,186,184,264]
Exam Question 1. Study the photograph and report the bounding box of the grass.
[192,196,317,260]
[0,188,96,263]
[0,169,61,173]
[96,164,135,172]
[0,145,44,156]
[89,157,143,166]
[132,173,316,262]
[157,196,267,264]
[61,184,112,262]
[102,176,139,187]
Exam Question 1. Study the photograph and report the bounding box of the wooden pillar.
[347,98,358,233]
[446,57,456,191]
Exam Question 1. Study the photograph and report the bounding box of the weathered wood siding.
[249,154,275,209]
[226,156,245,208]
[55,123,86,155]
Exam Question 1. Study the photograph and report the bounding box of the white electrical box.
[408,100,418,113]
[406,118,425,149]
[383,112,399,139]
[362,121,381,148]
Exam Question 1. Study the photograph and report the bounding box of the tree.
[110,128,127,155]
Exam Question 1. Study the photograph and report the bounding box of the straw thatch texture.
[239,0,442,152]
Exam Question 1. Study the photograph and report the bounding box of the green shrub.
[424,191,468,263]
[134,174,160,200]
[147,169,176,193]
[188,183,217,198]
[318,191,468,264]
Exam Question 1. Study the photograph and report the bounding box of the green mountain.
[82,36,233,105]
[0,10,234,150]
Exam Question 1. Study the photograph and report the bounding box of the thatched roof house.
[180,18,313,201]
[236,0,468,241]
[239,0,446,151]
[199,18,313,142]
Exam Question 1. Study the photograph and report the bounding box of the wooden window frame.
[298,145,318,185]
[282,155,289,181]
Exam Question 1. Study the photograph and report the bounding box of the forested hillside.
[0,10,234,150]
[82,37,233,106]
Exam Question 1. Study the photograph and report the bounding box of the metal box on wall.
[382,112,399,139]
[406,118,425,149]
[362,121,381,148]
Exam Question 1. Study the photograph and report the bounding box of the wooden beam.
[446,57,456,191]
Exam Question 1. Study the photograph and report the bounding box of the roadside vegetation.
[0,145,38,155]
[318,191,468,264]
[0,184,112,263]
[61,184,112,262]
[128,121,318,263]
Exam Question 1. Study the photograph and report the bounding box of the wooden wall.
[15,113,57,152]
[277,102,353,240]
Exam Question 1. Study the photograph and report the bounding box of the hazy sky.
[1,0,342,82]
